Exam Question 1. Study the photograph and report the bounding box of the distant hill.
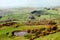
[0,7,60,15]
[0,7,43,15]
[0,7,60,22]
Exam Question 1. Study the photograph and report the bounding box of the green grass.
[0,25,60,40]
[0,8,60,40]
[35,32,60,40]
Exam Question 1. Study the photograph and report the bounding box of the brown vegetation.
[0,22,20,28]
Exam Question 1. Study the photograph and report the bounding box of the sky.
[0,0,60,8]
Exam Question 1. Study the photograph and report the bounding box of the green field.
[0,7,60,40]
[0,25,60,40]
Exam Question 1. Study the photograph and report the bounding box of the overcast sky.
[0,0,60,8]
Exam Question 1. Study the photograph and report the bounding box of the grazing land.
[0,7,60,40]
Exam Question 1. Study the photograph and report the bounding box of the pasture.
[0,7,60,40]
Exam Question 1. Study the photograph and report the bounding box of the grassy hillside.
[0,7,60,22]
[0,7,60,40]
